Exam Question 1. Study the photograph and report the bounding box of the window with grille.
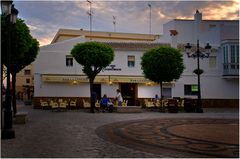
[128,55,135,67]
[66,55,73,67]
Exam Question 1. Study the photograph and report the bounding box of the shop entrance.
[120,83,137,106]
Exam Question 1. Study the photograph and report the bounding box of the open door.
[120,83,137,106]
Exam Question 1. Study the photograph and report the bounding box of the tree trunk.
[89,78,95,113]
[160,81,163,109]
[12,72,17,116]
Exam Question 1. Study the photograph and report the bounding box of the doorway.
[120,83,137,106]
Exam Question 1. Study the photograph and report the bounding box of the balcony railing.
[223,63,239,76]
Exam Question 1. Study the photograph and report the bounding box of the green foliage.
[1,15,39,115]
[71,41,114,112]
[141,46,184,83]
[1,16,39,73]
[71,41,114,79]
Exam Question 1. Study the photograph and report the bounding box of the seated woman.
[100,94,110,112]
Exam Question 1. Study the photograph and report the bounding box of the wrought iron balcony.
[223,63,239,76]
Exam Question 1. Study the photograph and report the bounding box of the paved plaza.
[1,101,239,158]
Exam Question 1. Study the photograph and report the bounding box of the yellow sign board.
[110,76,151,83]
[42,75,109,83]
[41,74,174,85]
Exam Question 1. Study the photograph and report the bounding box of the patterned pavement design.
[96,118,239,158]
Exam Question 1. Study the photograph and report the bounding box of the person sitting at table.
[100,94,110,112]
[154,94,160,101]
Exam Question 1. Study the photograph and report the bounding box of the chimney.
[194,9,202,22]
[169,30,178,48]
[194,10,202,41]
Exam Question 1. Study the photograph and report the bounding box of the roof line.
[51,28,161,44]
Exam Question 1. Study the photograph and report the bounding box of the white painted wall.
[172,75,239,99]
[138,84,160,98]
[101,83,118,98]
[34,11,238,100]
[100,50,143,76]
[34,74,90,97]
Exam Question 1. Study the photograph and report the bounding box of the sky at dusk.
[11,0,239,46]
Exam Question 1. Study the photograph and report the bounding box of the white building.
[34,11,239,108]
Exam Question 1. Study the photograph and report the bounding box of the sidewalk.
[1,102,239,158]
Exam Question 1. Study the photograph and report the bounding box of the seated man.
[100,94,110,112]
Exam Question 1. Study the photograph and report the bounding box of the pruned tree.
[71,41,114,113]
[141,46,184,103]
[1,16,39,115]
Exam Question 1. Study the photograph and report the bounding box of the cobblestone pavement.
[1,102,239,158]
[96,118,239,158]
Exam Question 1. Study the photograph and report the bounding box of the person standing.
[115,89,123,106]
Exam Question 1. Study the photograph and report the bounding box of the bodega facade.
[33,11,239,108]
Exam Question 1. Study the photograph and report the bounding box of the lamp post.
[148,3,151,35]
[185,40,211,113]
[87,0,92,40]
[1,0,18,139]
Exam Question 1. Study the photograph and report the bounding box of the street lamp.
[185,40,211,113]
[1,0,18,139]
[87,0,92,40]
[148,3,151,35]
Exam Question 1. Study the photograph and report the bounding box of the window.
[223,45,229,69]
[222,42,239,74]
[209,24,216,28]
[230,45,236,69]
[223,45,228,66]
[209,56,216,69]
[230,45,235,62]
[66,55,73,67]
[162,88,172,98]
[26,78,30,84]
[24,69,31,75]
[128,56,135,67]
[184,85,198,96]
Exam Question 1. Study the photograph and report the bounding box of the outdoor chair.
[112,100,118,107]
[122,100,128,106]
[83,99,90,108]
[154,99,161,107]
[50,100,59,111]
[59,99,68,110]
[157,99,168,112]
[69,99,77,109]
[167,99,179,113]
[40,99,48,109]
[95,100,100,108]
[144,99,155,109]
[178,99,184,112]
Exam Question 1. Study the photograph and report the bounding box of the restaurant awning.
[41,74,174,85]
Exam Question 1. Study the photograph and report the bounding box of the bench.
[117,106,142,113]
[15,112,28,124]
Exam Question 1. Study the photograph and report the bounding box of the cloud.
[202,0,239,20]
[13,1,239,46]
